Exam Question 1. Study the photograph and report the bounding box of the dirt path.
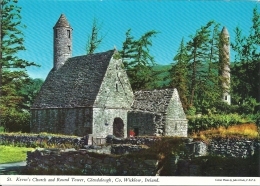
[0,161,26,175]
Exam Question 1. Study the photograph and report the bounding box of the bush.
[188,114,250,133]
[1,109,30,133]
[186,106,196,116]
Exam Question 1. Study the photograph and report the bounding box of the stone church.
[30,14,188,138]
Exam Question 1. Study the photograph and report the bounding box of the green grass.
[0,146,35,164]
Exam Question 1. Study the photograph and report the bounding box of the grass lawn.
[0,146,35,164]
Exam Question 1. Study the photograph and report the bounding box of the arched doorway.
[113,117,124,138]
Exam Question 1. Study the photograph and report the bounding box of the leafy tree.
[120,29,136,68]
[199,22,222,112]
[169,38,189,110]
[19,78,44,110]
[231,6,260,104]
[1,0,39,131]
[120,29,159,90]
[86,18,105,54]
[186,21,215,107]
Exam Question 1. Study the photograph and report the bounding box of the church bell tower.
[53,14,73,70]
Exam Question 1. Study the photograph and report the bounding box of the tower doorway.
[113,117,124,138]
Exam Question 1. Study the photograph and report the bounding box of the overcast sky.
[17,0,259,79]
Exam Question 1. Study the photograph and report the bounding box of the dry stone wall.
[26,149,157,176]
[127,111,163,136]
[208,137,259,158]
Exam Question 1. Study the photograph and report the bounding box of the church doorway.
[113,117,124,138]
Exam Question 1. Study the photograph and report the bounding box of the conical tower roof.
[54,14,72,28]
[221,26,229,36]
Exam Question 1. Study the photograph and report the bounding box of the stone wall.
[127,111,163,136]
[92,57,134,138]
[92,108,128,138]
[26,149,157,176]
[208,137,259,158]
[0,134,82,148]
[30,108,92,136]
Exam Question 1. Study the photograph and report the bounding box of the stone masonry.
[30,14,188,138]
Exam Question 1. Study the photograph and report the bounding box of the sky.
[16,0,259,80]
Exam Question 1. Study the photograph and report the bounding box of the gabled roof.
[32,50,115,108]
[54,14,72,28]
[131,89,174,113]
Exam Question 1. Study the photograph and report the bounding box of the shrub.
[188,114,251,133]
[190,123,259,139]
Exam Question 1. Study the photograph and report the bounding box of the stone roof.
[32,50,115,108]
[131,89,174,113]
[221,26,229,36]
[54,14,72,28]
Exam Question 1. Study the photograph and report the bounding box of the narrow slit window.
[116,83,118,92]
[67,30,70,38]
[68,45,71,51]
[55,29,58,38]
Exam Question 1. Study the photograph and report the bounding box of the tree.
[19,78,44,110]
[169,38,189,110]
[186,21,215,107]
[231,6,260,104]
[86,18,105,54]
[120,29,159,90]
[1,0,39,131]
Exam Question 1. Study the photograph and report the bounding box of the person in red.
[129,129,135,137]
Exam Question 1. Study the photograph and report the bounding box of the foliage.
[169,38,189,111]
[18,78,44,110]
[187,114,255,133]
[120,29,160,90]
[189,123,259,139]
[0,108,30,132]
[165,21,225,113]
[186,106,196,116]
[186,21,220,106]
[0,145,34,164]
[1,0,38,69]
[231,6,260,104]
[86,18,105,54]
[0,0,39,132]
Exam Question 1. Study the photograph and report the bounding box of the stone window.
[116,83,118,92]
[68,45,71,51]
[175,124,177,130]
[225,95,227,100]
[67,30,70,38]
[55,29,58,38]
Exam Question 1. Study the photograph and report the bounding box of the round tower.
[219,26,231,105]
[53,14,72,71]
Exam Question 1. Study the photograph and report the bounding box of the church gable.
[94,52,134,109]
[166,88,186,119]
